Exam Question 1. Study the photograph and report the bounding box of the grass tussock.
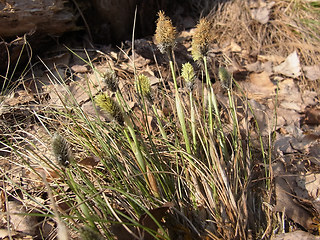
[3,2,319,240]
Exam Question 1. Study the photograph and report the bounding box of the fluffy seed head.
[102,69,118,92]
[218,67,231,89]
[95,94,124,124]
[52,133,71,167]
[154,11,177,54]
[181,62,196,91]
[135,74,152,101]
[191,18,212,62]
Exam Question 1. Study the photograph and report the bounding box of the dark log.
[0,0,78,38]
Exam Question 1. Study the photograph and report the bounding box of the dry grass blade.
[209,0,320,65]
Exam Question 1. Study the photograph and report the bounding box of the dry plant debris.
[0,0,319,239]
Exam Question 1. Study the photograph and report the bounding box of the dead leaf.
[222,41,241,52]
[133,54,151,68]
[131,106,159,134]
[309,143,320,159]
[250,1,275,24]
[139,66,160,86]
[0,229,18,238]
[55,195,73,214]
[290,134,320,152]
[278,79,301,101]
[81,101,109,121]
[147,166,160,197]
[304,107,320,125]
[274,136,296,154]
[258,54,285,64]
[71,65,88,73]
[42,53,71,70]
[240,71,275,98]
[273,161,318,232]
[69,77,103,105]
[303,64,320,81]
[26,168,60,186]
[46,84,69,106]
[276,108,302,126]
[296,173,320,200]
[301,90,317,107]
[274,51,301,78]
[248,99,271,135]
[279,101,301,112]
[79,156,100,168]
[272,230,320,240]
[139,202,174,240]
[249,71,274,88]
[0,190,5,212]
[7,200,38,236]
[245,61,262,72]
[3,90,35,106]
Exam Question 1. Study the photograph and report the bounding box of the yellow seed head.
[191,18,212,62]
[52,133,71,167]
[218,67,231,89]
[154,11,177,54]
[102,69,118,92]
[135,74,152,101]
[181,62,196,91]
[95,94,123,124]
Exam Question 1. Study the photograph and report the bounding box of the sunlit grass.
[0,10,281,240]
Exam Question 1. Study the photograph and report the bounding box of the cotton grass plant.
[1,10,275,240]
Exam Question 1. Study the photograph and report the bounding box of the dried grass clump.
[209,0,320,65]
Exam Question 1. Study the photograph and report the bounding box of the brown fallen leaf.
[0,229,19,238]
[271,230,320,240]
[3,90,35,106]
[131,105,159,134]
[240,71,276,98]
[276,108,302,126]
[71,64,88,73]
[309,143,320,159]
[109,203,173,240]
[248,99,271,136]
[246,61,273,76]
[273,161,316,231]
[250,1,275,24]
[297,173,320,200]
[26,168,60,186]
[304,107,320,125]
[0,190,5,212]
[79,156,100,168]
[46,84,69,107]
[7,200,38,236]
[55,195,73,214]
[222,40,241,52]
[146,166,160,198]
[139,202,174,240]
[42,53,71,70]
[303,64,320,81]
[258,54,285,64]
[274,51,301,78]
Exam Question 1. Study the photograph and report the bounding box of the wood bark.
[0,0,78,38]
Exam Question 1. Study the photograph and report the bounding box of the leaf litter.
[0,0,319,239]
